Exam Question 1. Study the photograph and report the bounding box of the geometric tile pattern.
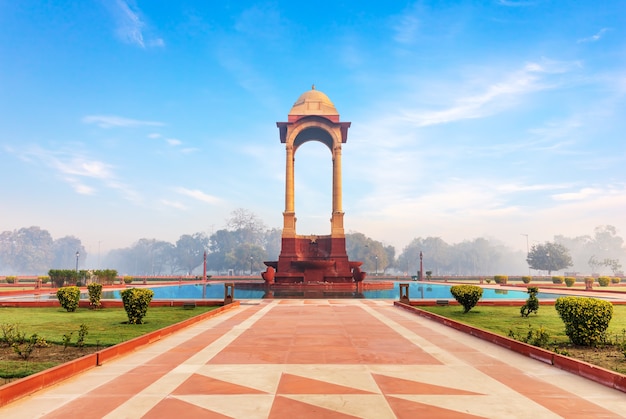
[2,299,625,418]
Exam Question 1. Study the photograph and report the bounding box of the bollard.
[224,283,234,305]
[399,283,410,304]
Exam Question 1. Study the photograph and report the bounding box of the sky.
[1,1,625,262]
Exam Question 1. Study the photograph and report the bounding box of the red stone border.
[394,302,626,393]
[0,301,240,407]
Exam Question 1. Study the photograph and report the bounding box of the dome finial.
[312,84,315,90]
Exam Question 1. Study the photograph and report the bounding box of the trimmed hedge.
[56,286,80,312]
[521,276,532,284]
[493,275,508,285]
[554,296,613,346]
[121,288,154,324]
[597,276,610,287]
[551,276,564,284]
[564,276,576,287]
[450,285,483,313]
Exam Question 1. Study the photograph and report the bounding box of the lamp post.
[375,255,378,276]
[75,251,80,281]
[249,256,253,276]
[203,251,207,282]
[419,251,423,280]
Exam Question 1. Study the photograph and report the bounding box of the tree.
[226,243,267,275]
[52,236,86,269]
[0,226,54,274]
[175,233,209,275]
[227,208,266,246]
[526,242,573,275]
[345,233,390,275]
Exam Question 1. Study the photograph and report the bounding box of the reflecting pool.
[98,282,572,300]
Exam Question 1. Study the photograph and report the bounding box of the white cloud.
[552,187,601,201]
[166,138,182,146]
[147,133,162,139]
[107,0,165,48]
[398,61,576,127]
[497,0,537,6]
[393,14,419,44]
[175,187,222,204]
[13,146,143,203]
[497,183,571,193]
[577,28,610,44]
[83,115,164,128]
[65,178,96,195]
[160,199,187,210]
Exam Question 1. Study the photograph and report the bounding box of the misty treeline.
[1,210,624,277]
[0,227,87,275]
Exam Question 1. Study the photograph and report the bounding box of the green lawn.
[0,306,219,380]
[419,304,626,344]
[0,306,218,346]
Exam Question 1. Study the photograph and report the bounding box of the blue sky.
[1,1,625,260]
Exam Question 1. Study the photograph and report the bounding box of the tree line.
[1,211,624,277]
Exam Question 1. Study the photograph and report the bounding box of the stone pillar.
[332,144,342,213]
[285,144,295,213]
[283,144,296,236]
[331,144,344,236]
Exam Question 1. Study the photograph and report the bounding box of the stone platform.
[1,299,625,418]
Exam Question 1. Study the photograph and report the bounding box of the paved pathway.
[1,299,625,418]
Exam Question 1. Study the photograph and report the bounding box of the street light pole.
[249,256,253,276]
[419,251,423,281]
[375,255,378,276]
[75,251,80,283]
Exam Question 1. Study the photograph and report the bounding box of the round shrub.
[493,275,508,285]
[87,283,103,308]
[554,296,613,346]
[123,276,133,284]
[611,277,621,284]
[56,286,81,312]
[551,276,564,284]
[521,276,532,284]
[564,277,576,287]
[38,276,49,284]
[597,276,610,287]
[121,288,154,324]
[450,285,483,313]
[5,276,17,284]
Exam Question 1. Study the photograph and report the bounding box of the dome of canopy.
[288,85,339,116]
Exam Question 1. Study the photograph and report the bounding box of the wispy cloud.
[399,61,576,126]
[497,182,571,193]
[160,199,187,210]
[175,187,221,204]
[13,145,142,202]
[83,115,164,128]
[577,28,610,44]
[393,13,420,44]
[496,0,537,6]
[107,0,165,48]
[166,138,182,146]
[552,187,601,201]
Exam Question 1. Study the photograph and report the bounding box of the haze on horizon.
[1,1,625,258]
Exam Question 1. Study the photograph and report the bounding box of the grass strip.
[419,305,626,344]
